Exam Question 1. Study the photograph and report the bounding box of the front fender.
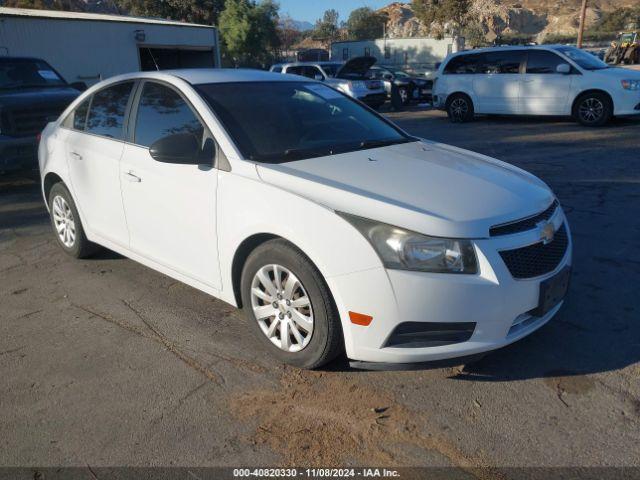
[216,170,392,358]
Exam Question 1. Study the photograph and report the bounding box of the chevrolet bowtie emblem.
[539,221,555,245]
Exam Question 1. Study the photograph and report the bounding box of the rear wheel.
[446,93,474,123]
[48,183,99,258]
[573,92,612,127]
[240,239,343,369]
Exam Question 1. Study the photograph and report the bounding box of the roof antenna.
[147,48,160,71]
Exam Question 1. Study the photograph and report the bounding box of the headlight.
[621,79,640,90]
[338,213,478,274]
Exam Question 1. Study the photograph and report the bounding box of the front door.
[119,81,221,289]
[520,50,574,115]
[472,50,525,114]
[65,81,135,247]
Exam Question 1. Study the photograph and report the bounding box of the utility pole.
[577,0,588,48]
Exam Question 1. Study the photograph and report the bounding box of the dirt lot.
[1,110,639,475]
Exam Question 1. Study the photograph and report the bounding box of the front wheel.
[240,239,343,369]
[574,93,612,127]
[446,93,474,123]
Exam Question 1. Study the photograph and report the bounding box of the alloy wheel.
[578,98,604,124]
[250,264,314,353]
[52,195,76,248]
[450,98,468,121]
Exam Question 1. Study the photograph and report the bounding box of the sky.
[276,0,391,24]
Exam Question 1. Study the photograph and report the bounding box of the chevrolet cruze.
[39,70,572,369]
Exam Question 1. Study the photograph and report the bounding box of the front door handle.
[70,151,83,160]
[124,171,142,183]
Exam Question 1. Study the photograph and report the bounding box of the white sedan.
[39,69,572,369]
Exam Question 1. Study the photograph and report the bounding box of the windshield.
[321,63,343,77]
[553,46,609,70]
[391,69,411,78]
[196,81,412,163]
[0,58,66,89]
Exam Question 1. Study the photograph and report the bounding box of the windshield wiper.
[357,137,412,150]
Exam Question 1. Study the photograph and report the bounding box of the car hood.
[336,56,377,78]
[589,66,640,80]
[0,87,79,108]
[256,141,555,238]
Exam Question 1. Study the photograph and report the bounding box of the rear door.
[119,80,221,289]
[520,50,574,115]
[472,50,525,114]
[65,81,135,247]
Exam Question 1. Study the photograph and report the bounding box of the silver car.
[270,57,387,109]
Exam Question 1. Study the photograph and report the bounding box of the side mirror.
[314,74,324,81]
[149,133,201,165]
[556,63,571,74]
[70,81,88,91]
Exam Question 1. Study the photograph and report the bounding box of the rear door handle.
[70,151,83,160]
[123,171,142,183]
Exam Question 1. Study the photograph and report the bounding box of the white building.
[331,36,463,71]
[0,7,220,87]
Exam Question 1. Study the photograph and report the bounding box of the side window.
[286,66,304,76]
[133,82,204,148]
[526,50,568,74]
[64,98,90,131]
[85,82,134,140]
[304,66,323,80]
[482,51,525,74]
[272,66,282,73]
[444,54,484,74]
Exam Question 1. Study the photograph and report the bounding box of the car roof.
[136,68,305,85]
[278,61,343,67]
[449,44,570,58]
[0,56,48,62]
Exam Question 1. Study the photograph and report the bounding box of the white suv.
[433,45,640,126]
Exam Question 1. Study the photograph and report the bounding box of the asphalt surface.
[1,110,639,475]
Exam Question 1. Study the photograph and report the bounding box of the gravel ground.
[1,110,639,475]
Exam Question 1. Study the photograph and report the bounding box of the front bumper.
[0,135,38,173]
[329,209,572,364]
[614,90,640,116]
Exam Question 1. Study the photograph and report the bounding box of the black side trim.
[384,322,476,349]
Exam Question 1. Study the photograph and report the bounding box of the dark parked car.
[366,66,433,105]
[0,57,84,173]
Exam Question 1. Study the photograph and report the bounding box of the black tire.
[48,182,99,259]
[240,239,343,369]
[573,92,612,127]
[446,93,474,123]
[398,87,410,105]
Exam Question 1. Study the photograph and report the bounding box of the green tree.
[346,7,387,40]
[312,9,340,49]
[412,0,470,36]
[114,0,226,25]
[218,0,281,68]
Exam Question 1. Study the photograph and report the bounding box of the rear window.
[85,82,134,140]
[443,53,484,74]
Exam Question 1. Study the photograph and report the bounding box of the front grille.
[490,200,559,237]
[3,105,66,137]
[499,223,568,279]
